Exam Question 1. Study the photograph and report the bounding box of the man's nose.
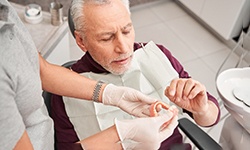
[115,34,129,54]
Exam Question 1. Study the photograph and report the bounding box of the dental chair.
[41,7,222,150]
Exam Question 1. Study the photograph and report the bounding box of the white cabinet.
[178,0,250,40]
[46,32,71,65]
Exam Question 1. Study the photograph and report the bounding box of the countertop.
[11,2,69,59]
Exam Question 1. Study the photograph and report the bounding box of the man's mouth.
[113,56,131,65]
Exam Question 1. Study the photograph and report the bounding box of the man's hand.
[102,84,157,117]
[165,78,209,115]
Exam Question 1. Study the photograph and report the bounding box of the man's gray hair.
[70,0,130,36]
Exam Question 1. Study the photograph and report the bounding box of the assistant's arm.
[39,54,106,101]
[39,54,157,117]
[13,131,33,150]
[78,126,122,150]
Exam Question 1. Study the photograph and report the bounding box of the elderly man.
[51,0,220,149]
[0,0,179,150]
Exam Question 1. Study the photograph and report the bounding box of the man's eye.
[101,36,113,42]
[123,30,130,35]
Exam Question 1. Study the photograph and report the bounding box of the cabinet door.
[178,0,250,40]
[179,0,205,15]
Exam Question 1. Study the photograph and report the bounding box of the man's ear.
[74,30,88,52]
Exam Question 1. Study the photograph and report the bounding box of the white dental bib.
[63,41,179,139]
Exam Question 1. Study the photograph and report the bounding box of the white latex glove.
[102,84,157,117]
[115,111,178,150]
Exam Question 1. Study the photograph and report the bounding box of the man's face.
[77,1,135,75]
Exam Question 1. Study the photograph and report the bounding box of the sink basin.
[216,67,250,133]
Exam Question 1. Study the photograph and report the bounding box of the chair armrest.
[178,118,222,150]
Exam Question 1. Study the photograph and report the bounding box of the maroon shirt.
[51,42,220,150]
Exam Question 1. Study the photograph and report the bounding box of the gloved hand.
[102,84,157,117]
[115,111,178,150]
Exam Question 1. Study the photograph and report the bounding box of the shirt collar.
[0,3,9,21]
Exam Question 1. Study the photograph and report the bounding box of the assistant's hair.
[70,0,130,36]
